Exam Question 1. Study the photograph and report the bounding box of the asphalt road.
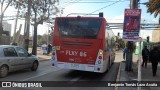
[0,52,122,90]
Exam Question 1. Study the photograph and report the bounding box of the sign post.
[138,37,142,90]
[123,9,142,90]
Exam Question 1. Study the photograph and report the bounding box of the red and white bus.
[51,14,115,73]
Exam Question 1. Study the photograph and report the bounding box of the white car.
[0,45,39,77]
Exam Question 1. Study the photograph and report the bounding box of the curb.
[114,61,122,90]
[39,59,50,62]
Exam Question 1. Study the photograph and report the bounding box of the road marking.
[21,68,61,81]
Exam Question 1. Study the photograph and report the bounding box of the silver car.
[0,45,39,77]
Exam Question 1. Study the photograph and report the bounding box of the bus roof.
[55,16,105,19]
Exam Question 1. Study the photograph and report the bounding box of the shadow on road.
[61,62,120,81]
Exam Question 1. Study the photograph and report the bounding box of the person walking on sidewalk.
[123,47,127,60]
[125,42,135,72]
[47,44,52,54]
[41,43,47,55]
[149,47,160,76]
[142,45,150,68]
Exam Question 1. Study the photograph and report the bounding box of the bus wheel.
[107,59,110,72]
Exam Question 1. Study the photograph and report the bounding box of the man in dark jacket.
[150,47,160,76]
[142,46,150,68]
[47,44,52,54]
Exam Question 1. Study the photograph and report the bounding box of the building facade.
[2,21,11,36]
[152,27,160,42]
[0,21,11,45]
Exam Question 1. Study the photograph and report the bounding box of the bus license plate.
[71,63,79,69]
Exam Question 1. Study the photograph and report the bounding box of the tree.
[0,0,13,44]
[12,0,59,55]
[146,0,160,18]
[115,33,125,49]
[37,34,49,45]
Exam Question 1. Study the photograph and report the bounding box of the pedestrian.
[125,42,134,71]
[149,46,160,76]
[123,47,127,60]
[41,43,47,55]
[142,45,150,68]
[47,44,52,54]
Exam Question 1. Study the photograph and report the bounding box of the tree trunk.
[32,24,38,55]
[0,13,4,45]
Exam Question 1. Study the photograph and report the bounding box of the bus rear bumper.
[51,61,106,73]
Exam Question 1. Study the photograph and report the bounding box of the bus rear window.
[57,18,102,39]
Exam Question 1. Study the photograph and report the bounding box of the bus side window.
[105,39,108,51]
[106,39,112,52]
[105,32,110,52]
[111,37,115,52]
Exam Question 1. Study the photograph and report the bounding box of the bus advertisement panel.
[123,9,141,41]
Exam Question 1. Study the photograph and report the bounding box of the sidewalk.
[29,48,51,62]
[118,52,160,90]
[37,53,51,62]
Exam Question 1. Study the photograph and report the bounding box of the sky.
[60,0,159,40]
[2,0,159,40]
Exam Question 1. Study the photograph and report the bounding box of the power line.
[87,0,123,14]
[62,0,129,8]
[61,0,83,8]
[64,0,129,3]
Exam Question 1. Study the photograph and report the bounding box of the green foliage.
[126,41,136,53]
[37,34,51,45]
[146,0,160,18]
[11,0,59,25]
[115,36,125,49]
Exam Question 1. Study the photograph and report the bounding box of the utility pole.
[0,22,2,45]
[126,0,139,71]
[0,13,4,45]
[129,0,141,90]
[125,0,138,72]
[24,0,31,51]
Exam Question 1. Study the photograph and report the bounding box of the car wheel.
[31,61,38,71]
[0,65,9,78]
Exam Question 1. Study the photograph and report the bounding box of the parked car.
[0,45,39,77]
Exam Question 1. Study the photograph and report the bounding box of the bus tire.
[107,58,110,72]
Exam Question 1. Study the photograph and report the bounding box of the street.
[0,52,123,90]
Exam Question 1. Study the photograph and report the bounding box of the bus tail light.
[99,56,102,59]
[95,49,103,66]
[52,52,55,60]
[99,51,103,55]
[52,52,55,55]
